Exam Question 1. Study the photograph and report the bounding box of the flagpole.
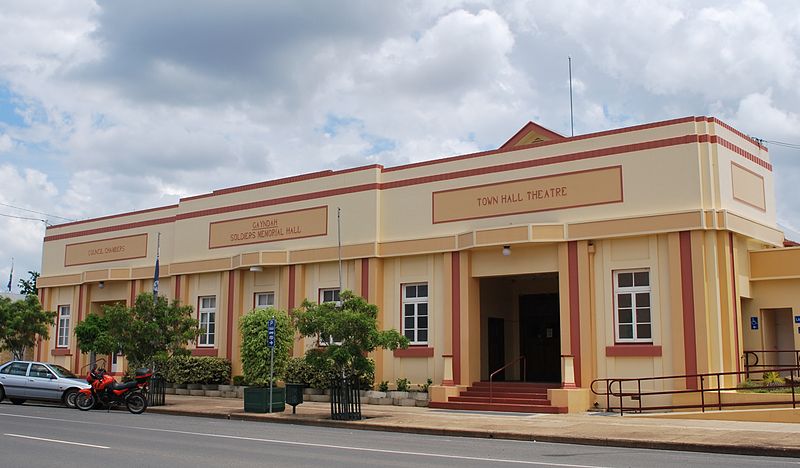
[153,233,161,305]
[7,257,13,293]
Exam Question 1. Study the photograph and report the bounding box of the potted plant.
[240,308,294,413]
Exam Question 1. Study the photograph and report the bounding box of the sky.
[1,0,800,292]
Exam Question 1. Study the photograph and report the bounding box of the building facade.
[36,116,796,410]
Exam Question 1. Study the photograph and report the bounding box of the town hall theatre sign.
[432,166,623,223]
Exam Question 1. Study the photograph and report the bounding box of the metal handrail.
[743,350,800,379]
[489,355,526,404]
[591,364,799,415]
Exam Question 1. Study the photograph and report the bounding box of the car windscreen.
[49,364,78,379]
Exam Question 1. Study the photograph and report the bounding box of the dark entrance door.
[487,317,505,381]
[519,294,560,382]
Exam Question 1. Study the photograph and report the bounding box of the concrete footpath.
[148,395,800,458]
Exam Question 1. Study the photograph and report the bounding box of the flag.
[6,258,12,292]
[152,254,159,303]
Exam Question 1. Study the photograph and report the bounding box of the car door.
[0,362,31,398]
[26,364,62,401]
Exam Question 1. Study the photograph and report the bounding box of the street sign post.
[268,317,276,413]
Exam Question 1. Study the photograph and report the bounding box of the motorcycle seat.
[111,380,139,391]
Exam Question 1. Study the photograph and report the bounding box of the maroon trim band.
[451,252,461,385]
[568,241,582,387]
[680,231,698,388]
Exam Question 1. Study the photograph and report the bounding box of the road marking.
[4,433,109,449]
[0,413,604,467]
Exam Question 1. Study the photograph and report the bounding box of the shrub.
[395,377,410,392]
[420,378,433,393]
[240,308,294,387]
[164,356,231,385]
[232,375,247,386]
[378,381,389,392]
[763,371,785,387]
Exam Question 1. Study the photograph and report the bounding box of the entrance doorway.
[480,272,561,383]
[519,294,561,382]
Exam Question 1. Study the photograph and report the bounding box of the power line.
[753,138,800,151]
[0,212,50,225]
[0,202,75,221]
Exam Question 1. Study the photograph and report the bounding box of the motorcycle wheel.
[76,393,95,411]
[126,393,147,414]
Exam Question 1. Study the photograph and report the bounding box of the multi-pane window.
[402,283,429,344]
[57,305,70,348]
[198,296,216,347]
[319,288,340,304]
[614,269,652,343]
[255,292,275,310]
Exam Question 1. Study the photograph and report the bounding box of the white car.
[0,360,91,408]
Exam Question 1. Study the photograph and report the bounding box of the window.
[402,283,429,344]
[1,362,29,376]
[319,288,340,305]
[614,269,652,343]
[57,305,70,348]
[198,296,216,347]
[29,364,53,379]
[255,292,275,310]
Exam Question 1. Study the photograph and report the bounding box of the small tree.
[240,308,294,386]
[18,271,40,297]
[75,293,199,370]
[293,290,408,387]
[0,295,56,360]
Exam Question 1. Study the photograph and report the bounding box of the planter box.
[164,388,176,395]
[244,386,286,413]
[308,394,331,402]
[365,391,386,399]
[189,389,205,396]
[187,383,203,390]
[389,391,409,399]
[174,388,190,395]
[174,383,188,389]
[218,385,235,392]
[221,391,238,398]
[415,400,429,407]
[412,392,429,401]
[396,398,416,407]
[202,384,219,391]
[369,397,393,405]
[205,390,221,397]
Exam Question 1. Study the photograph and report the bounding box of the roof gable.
[498,121,565,150]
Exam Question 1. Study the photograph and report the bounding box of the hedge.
[159,356,232,385]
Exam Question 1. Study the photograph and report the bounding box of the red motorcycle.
[76,366,151,414]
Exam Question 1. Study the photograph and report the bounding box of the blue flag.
[6,259,12,292]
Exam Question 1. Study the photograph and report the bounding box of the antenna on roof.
[568,56,575,137]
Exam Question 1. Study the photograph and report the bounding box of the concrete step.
[429,401,568,413]
[463,390,549,398]
[449,395,552,405]
[470,382,560,390]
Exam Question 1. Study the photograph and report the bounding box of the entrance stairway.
[429,381,568,413]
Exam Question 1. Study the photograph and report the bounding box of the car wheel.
[10,398,25,405]
[76,393,94,411]
[0,385,4,402]
[63,389,79,409]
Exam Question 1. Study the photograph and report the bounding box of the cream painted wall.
[593,235,669,386]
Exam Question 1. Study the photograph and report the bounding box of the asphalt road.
[1,401,799,468]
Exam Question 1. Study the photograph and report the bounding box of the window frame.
[56,305,71,348]
[197,296,217,347]
[318,288,341,305]
[254,291,275,310]
[401,282,429,345]
[613,269,653,344]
